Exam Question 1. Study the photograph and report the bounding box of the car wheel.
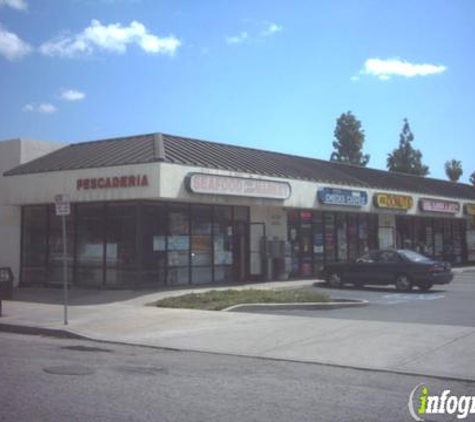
[418,283,433,292]
[395,274,412,292]
[328,273,342,288]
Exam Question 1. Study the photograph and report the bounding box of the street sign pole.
[62,214,68,325]
[55,194,70,326]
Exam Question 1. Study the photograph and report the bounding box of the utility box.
[266,239,291,280]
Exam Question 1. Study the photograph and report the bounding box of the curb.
[0,323,84,339]
[222,299,369,312]
[1,321,474,384]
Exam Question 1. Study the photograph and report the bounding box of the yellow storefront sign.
[374,193,413,210]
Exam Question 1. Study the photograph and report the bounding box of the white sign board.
[55,194,71,216]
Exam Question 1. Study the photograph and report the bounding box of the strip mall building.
[1,132,475,288]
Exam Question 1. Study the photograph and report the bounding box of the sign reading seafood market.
[373,193,413,210]
[317,187,368,207]
[465,204,475,216]
[187,173,291,200]
[76,175,149,190]
[419,198,460,214]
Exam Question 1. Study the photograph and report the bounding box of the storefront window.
[324,213,336,263]
[105,204,137,286]
[288,211,300,277]
[336,214,348,262]
[167,204,190,285]
[300,211,313,277]
[76,204,105,287]
[47,205,74,285]
[348,214,358,261]
[358,215,369,254]
[191,205,212,284]
[434,220,444,260]
[21,206,47,285]
[141,205,167,286]
[213,206,233,283]
[313,212,324,274]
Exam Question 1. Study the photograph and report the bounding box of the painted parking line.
[374,294,445,305]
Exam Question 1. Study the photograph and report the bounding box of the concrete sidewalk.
[1,278,475,382]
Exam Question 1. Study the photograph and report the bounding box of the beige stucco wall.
[0,138,64,285]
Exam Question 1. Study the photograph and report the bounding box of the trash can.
[0,267,14,300]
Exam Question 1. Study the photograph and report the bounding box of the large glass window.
[191,205,212,284]
[324,213,336,263]
[347,214,358,261]
[167,205,190,285]
[47,205,74,285]
[21,206,47,285]
[313,212,324,274]
[213,206,233,283]
[336,214,347,262]
[105,204,137,286]
[76,204,105,287]
[141,205,167,286]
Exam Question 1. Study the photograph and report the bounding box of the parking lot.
[243,272,475,327]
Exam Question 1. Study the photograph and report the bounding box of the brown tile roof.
[4,132,475,200]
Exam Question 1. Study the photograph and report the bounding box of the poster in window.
[153,236,166,251]
[168,236,190,251]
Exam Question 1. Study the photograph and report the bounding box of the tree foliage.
[470,171,475,186]
[444,159,463,182]
[387,118,429,176]
[330,111,369,166]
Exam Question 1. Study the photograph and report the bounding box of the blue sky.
[1,0,474,182]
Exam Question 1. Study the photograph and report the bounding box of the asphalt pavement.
[3,332,474,422]
[245,272,475,327]
[1,271,475,382]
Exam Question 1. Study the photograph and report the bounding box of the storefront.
[21,201,249,288]
[1,132,475,288]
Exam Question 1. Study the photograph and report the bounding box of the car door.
[377,250,402,284]
[353,251,379,284]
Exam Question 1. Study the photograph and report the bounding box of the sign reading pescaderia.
[187,173,291,200]
[317,187,368,207]
[77,175,149,190]
[374,193,413,210]
[419,198,460,214]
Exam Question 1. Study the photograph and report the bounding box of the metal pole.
[62,215,68,325]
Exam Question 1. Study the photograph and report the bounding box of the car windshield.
[398,249,431,262]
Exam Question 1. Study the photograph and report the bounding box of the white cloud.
[360,58,447,80]
[38,103,57,113]
[0,0,27,11]
[61,89,86,101]
[261,22,283,37]
[23,103,57,114]
[226,31,249,45]
[40,19,181,58]
[0,24,32,60]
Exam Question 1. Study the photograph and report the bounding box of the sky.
[0,0,474,183]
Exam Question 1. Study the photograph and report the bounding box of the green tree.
[387,118,429,176]
[470,171,475,186]
[330,111,369,166]
[444,159,463,182]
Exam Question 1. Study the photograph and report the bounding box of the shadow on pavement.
[8,286,160,306]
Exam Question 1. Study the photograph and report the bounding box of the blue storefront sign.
[317,187,368,207]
